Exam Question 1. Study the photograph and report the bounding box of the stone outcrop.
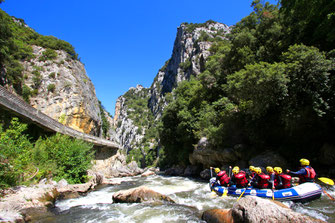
[189,137,247,168]
[19,45,110,137]
[248,150,289,168]
[91,148,157,178]
[112,186,175,204]
[202,196,326,223]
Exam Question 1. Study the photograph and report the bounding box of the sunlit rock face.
[23,45,103,136]
[149,22,230,119]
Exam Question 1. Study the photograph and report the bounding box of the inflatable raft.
[209,178,322,202]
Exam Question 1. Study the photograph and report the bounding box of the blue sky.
[1,0,277,115]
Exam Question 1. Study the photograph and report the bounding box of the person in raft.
[214,168,230,187]
[249,167,270,189]
[266,166,276,189]
[228,166,248,188]
[273,167,292,189]
[246,165,255,179]
[286,158,316,183]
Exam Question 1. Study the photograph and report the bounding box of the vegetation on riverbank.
[0,118,94,189]
[159,0,335,166]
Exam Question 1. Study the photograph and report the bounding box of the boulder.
[249,150,288,168]
[141,170,156,177]
[164,165,185,176]
[183,165,201,177]
[232,196,326,223]
[202,209,233,223]
[112,186,175,204]
[202,197,326,223]
[200,169,211,180]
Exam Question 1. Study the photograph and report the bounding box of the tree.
[280,0,335,51]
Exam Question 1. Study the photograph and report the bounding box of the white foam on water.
[145,176,200,195]
[294,206,329,222]
[56,188,114,211]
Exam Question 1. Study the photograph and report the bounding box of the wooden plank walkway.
[0,85,120,149]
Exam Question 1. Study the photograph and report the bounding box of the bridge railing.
[0,85,120,149]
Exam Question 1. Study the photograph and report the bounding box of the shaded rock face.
[189,137,247,168]
[248,150,289,168]
[22,46,103,136]
[112,186,175,204]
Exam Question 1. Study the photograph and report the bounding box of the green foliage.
[48,72,56,79]
[33,134,94,184]
[0,118,33,188]
[22,84,32,102]
[47,84,56,93]
[280,0,335,52]
[159,0,335,168]
[39,48,57,62]
[179,59,192,72]
[0,118,94,188]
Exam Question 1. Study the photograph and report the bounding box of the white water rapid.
[35,175,335,222]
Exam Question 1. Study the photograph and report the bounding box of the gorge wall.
[113,21,231,159]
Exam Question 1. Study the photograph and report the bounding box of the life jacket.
[217,171,230,185]
[299,166,316,183]
[280,174,292,188]
[234,171,248,187]
[257,173,270,189]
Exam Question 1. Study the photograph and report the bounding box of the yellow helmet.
[254,167,262,174]
[232,166,240,174]
[249,166,255,171]
[214,168,220,174]
[266,166,273,173]
[300,158,310,166]
[274,167,282,174]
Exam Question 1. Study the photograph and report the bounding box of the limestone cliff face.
[22,45,103,136]
[114,21,230,152]
[114,85,150,151]
[149,22,230,118]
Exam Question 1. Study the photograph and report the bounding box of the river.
[34,175,335,222]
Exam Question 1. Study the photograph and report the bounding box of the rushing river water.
[35,175,335,223]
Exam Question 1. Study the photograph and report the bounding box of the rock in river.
[112,186,175,204]
[202,196,326,223]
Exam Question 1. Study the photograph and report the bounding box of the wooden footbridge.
[0,85,120,150]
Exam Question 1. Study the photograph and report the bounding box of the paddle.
[237,188,246,201]
[318,177,334,186]
[318,177,335,201]
[209,167,217,197]
[237,174,256,202]
[271,181,275,200]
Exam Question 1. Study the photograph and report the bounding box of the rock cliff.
[114,21,231,161]
[21,45,104,136]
